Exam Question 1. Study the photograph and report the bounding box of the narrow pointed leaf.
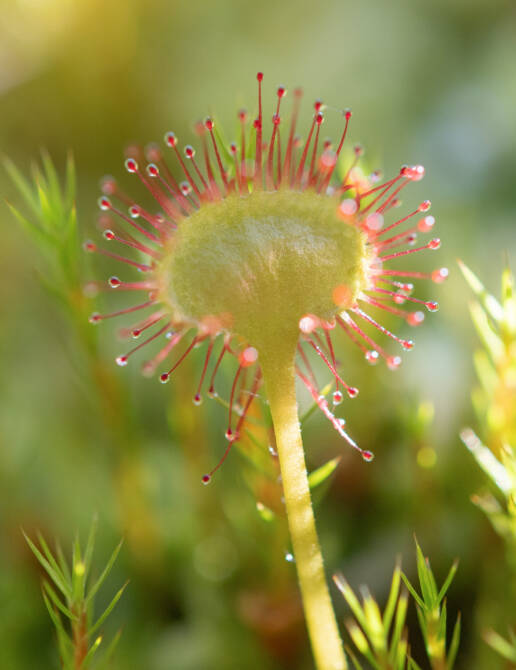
[3,157,40,216]
[308,456,341,490]
[400,573,424,610]
[90,581,128,635]
[437,560,459,604]
[23,531,71,599]
[447,614,461,669]
[458,259,503,323]
[43,581,77,621]
[86,539,123,605]
[384,561,402,634]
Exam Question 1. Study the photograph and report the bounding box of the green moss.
[160,189,367,353]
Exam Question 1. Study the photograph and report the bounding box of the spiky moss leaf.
[389,591,408,666]
[501,266,516,336]
[23,531,71,600]
[458,260,503,323]
[484,629,516,662]
[447,613,461,669]
[90,581,129,635]
[255,501,276,522]
[85,538,124,606]
[162,189,367,352]
[383,561,402,635]
[469,301,504,364]
[3,156,41,217]
[473,349,498,395]
[308,456,341,490]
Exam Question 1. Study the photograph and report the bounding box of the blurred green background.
[1,0,516,668]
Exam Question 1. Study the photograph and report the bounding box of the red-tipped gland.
[98,196,111,211]
[362,450,374,462]
[428,238,441,250]
[100,176,117,195]
[194,121,205,136]
[333,390,344,405]
[315,112,324,126]
[204,117,214,131]
[109,276,121,288]
[185,145,195,159]
[116,355,128,367]
[160,372,170,383]
[147,163,159,177]
[344,108,352,120]
[129,205,141,218]
[238,108,247,122]
[257,72,264,82]
[89,312,101,324]
[365,212,384,232]
[201,474,211,485]
[354,144,364,157]
[277,85,287,98]
[164,131,177,147]
[145,143,162,162]
[225,428,235,441]
[272,113,281,126]
[407,311,425,326]
[418,215,435,232]
[193,393,202,406]
[314,99,323,112]
[103,230,115,241]
[230,142,237,155]
[319,150,337,172]
[432,267,449,283]
[387,355,402,370]
[418,200,431,212]
[426,301,439,312]
[180,181,192,196]
[338,199,358,218]
[207,385,217,399]
[125,158,138,173]
[239,346,259,367]
[347,386,359,398]
[132,329,142,338]
[83,240,96,253]
[401,165,425,181]
[401,339,414,351]
[299,314,319,334]
[365,350,379,365]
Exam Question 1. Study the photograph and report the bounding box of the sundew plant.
[84,73,445,670]
[5,2,516,668]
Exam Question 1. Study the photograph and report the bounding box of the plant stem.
[260,342,347,670]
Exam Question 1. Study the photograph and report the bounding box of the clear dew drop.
[362,450,375,462]
[332,390,344,406]
[193,393,203,406]
[285,552,295,563]
[116,355,128,367]
[365,350,379,365]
